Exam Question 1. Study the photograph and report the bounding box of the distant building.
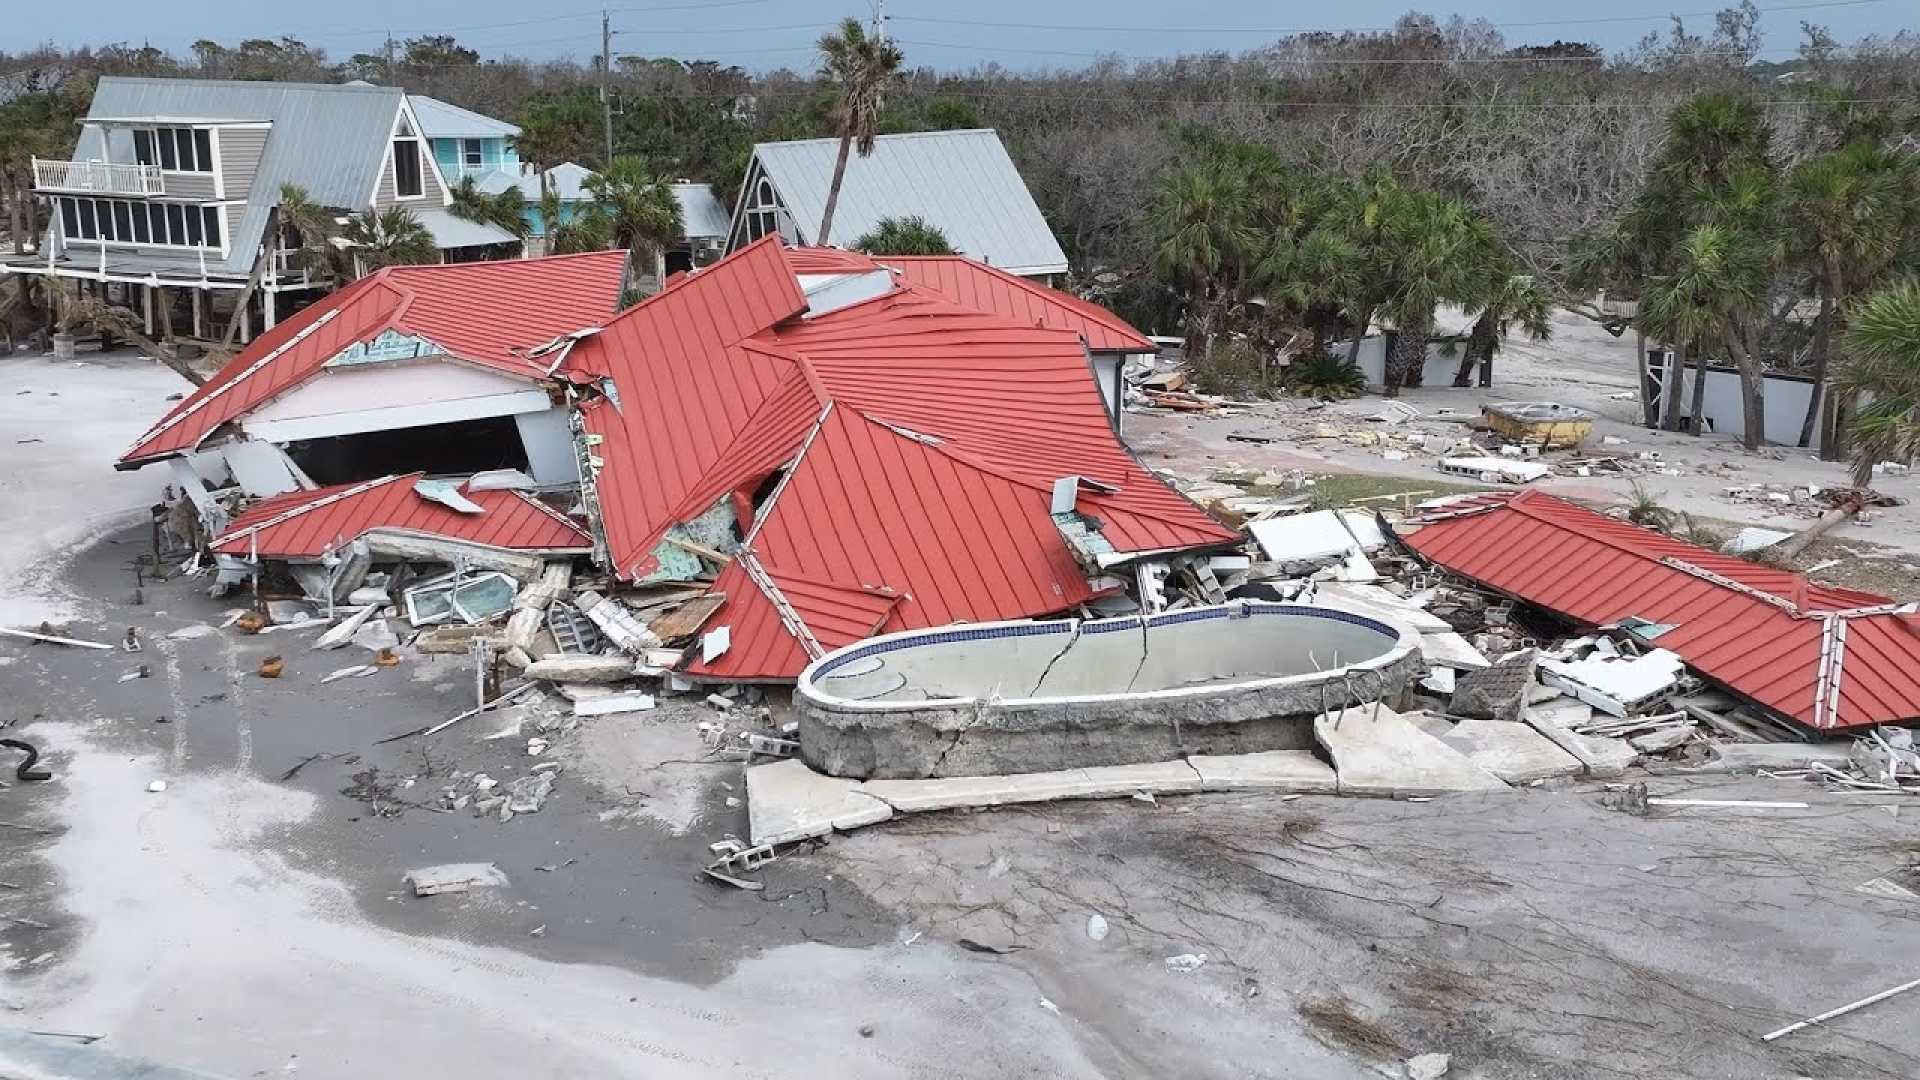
[484,163,730,272]
[408,94,522,188]
[726,129,1069,280]
[2,77,521,342]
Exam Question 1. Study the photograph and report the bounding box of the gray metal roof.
[747,129,1067,276]
[672,182,729,240]
[409,94,521,140]
[414,207,519,248]
[75,77,408,275]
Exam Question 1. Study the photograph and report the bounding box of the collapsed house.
[568,236,1239,680]
[120,236,1234,679]
[1401,490,1920,732]
[115,251,631,533]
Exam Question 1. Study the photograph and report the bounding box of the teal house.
[408,95,521,188]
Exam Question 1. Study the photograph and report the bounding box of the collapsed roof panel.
[572,237,1234,680]
[1403,490,1920,732]
[211,472,591,559]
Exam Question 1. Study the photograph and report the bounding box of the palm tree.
[1833,279,1920,487]
[1639,222,1771,442]
[854,215,953,255]
[511,105,582,195]
[582,156,683,281]
[449,176,529,241]
[276,183,349,280]
[1148,160,1253,360]
[815,17,903,246]
[1787,143,1920,450]
[1374,191,1499,396]
[342,207,438,276]
[1454,271,1553,387]
[540,186,613,255]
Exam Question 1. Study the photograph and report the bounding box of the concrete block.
[1439,718,1584,783]
[1449,649,1537,721]
[748,760,894,846]
[1315,705,1509,797]
[1188,750,1337,793]
[1523,710,1636,779]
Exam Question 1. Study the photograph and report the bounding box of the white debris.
[320,664,379,684]
[1164,953,1207,972]
[1086,914,1110,941]
[147,780,168,793]
[405,862,509,896]
[1540,648,1686,717]
[1405,1052,1451,1080]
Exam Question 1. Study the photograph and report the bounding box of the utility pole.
[599,10,615,166]
[873,0,888,42]
[383,33,395,85]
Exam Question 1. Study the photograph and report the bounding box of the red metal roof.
[211,473,592,558]
[785,248,1153,353]
[1403,491,1920,732]
[782,247,882,275]
[568,237,1235,679]
[883,255,1153,353]
[120,251,629,467]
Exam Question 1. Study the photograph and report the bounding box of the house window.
[462,138,484,170]
[393,139,424,198]
[61,196,222,249]
[135,126,213,171]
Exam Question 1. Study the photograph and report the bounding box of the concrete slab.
[1439,718,1585,783]
[856,760,1202,813]
[1189,749,1337,793]
[1682,742,1857,774]
[1315,705,1510,797]
[1524,710,1637,779]
[747,759,894,845]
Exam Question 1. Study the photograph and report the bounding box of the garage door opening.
[284,416,530,486]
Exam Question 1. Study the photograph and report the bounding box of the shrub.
[1284,350,1366,399]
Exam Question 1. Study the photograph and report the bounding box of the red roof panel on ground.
[120,251,629,467]
[1403,490,1920,731]
[570,238,1234,679]
[211,474,591,558]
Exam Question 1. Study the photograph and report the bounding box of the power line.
[888,0,1887,37]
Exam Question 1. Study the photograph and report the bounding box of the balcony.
[33,157,165,197]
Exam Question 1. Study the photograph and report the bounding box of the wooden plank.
[0,625,113,650]
[649,593,727,642]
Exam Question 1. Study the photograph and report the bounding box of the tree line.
[2,6,1918,472]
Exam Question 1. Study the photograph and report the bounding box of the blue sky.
[7,0,1907,71]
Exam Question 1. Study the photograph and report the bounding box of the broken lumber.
[0,626,114,651]
[1762,976,1920,1043]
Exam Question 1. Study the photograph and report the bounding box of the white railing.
[32,157,165,196]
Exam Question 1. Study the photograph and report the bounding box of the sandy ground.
[1,531,1110,1079]
[1126,311,1920,566]
[0,346,182,625]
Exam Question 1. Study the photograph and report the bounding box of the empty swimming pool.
[796,600,1422,779]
